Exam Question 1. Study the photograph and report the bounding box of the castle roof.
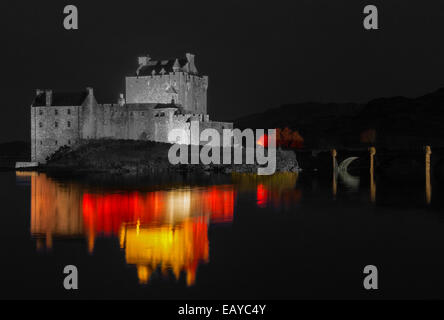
[136,58,188,76]
[124,103,158,110]
[154,102,179,109]
[124,103,183,112]
[33,91,88,107]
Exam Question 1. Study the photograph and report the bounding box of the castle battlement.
[173,114,192,122]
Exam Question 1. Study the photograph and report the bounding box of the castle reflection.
[122,219,209,286]
[24,171,299,286]
[27,172,234,286]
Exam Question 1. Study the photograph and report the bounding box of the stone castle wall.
[31,105,81,162]
[31,102,233,163]
[125,73,208,114]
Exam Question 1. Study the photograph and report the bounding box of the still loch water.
[1,169,444,299]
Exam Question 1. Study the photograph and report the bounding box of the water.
[1,170,443,299]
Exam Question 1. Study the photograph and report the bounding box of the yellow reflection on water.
[24,172,234,286]
[122,219,209,286]
[425,146,432,205]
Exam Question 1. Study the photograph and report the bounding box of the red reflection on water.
[184,219,209,285]
[257,184,268,208]
[206,186,235,223]
[81,185,235,285]
[82,186,235,236]
[256,183,302,209]
[82,192,166,236]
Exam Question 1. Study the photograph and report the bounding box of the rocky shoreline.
[39,140,300,176]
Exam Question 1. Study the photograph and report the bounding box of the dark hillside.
[235,88,444,149]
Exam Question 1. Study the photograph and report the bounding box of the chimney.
[136,55,151,76]
[173,58,180,73]
[85,87,95,106]
[118,93,125,106]
[185,53,198,74]
[86,87,94,96]
[45,90,52,106]
[138,55,150,66]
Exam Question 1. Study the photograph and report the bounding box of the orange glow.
[425,146,432,205]
[27,173,235,285]
[257,134,268,147]
[30,173,84,246]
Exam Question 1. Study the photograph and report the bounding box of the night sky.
[1,0,444,143]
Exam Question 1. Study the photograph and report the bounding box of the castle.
[30,53,233,163]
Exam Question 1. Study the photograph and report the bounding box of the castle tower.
[30,87,97,163]
[125,53,208,115]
